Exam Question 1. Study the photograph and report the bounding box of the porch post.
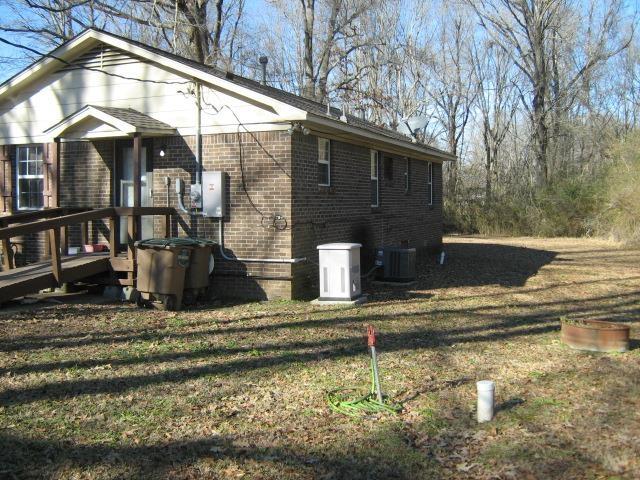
[132,133,142,241]
[0,145,12,213]
[0,145,14,268]
[46,139,60,208]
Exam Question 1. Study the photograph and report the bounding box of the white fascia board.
[0,29,308,122]
[305,113,456,162]
[44,105,134,137]
[88,31,307,120]
[0,30,99,101]
[183,122,291,136]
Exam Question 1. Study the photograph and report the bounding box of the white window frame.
[371,150,379,207]
[404,157,410,193]
[318,137,331,186]
[15,145,45,211]
[427,161,433,206]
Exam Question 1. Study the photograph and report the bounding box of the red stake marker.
[367,325,383,403]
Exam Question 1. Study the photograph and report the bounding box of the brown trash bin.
[135,239,194,310]
[183,239,215,304]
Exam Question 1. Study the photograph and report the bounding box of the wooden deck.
[0,253,110,304]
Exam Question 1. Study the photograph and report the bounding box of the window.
[371,150,379,207]
[318,137,331,186]
[383,155,393,180]
[16,145,44,210]
[426,161,433,206]
[404,157,410,193]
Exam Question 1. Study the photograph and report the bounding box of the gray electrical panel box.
[202,171,226,217]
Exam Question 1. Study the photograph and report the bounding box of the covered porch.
[0,106,181,302]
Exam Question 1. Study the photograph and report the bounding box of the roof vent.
[340,103,348,123]
[259,56,268,85]
[225,70,235,80]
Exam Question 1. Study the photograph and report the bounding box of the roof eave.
[0,30,99,101]
[43,105,177,139]
[0,29,309,121]
[86,30,307,119]
[304,113,456,162]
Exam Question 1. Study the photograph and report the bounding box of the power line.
[0,35,190,86]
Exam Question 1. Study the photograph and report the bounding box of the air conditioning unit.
[375,247,416,282]
[317,243,362,301]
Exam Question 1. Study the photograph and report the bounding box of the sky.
[0,0,272,83]
[0,0,639,84]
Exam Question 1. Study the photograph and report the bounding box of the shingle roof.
[92,30,453,159]
[89,105,175,132]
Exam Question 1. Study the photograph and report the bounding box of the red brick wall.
[1,146,47,267]
[0,132,444,302]
[1,140,114,267]
[59,140,114,247]
[150,132,293,300]
[291,132,443,298]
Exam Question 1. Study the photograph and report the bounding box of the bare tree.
[425,5,477,197]
[471,39,519,201]
[466,0,633,186]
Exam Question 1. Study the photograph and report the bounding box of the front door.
[116,143,154,244]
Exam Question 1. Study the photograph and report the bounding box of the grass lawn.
[1,236,639,479]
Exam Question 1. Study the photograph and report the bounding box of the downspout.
[217,219,305,264]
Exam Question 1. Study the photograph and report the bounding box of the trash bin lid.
[135,237,216,248]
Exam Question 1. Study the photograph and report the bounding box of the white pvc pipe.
[477,380,495,423]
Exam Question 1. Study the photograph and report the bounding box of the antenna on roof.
[397,115,429,142]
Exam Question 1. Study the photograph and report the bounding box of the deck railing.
[0,207,175,286]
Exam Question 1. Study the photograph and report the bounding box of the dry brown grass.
[0,236,639,479]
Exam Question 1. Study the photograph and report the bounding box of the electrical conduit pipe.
[217,219,305,264]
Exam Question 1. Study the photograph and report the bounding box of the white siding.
[0,44,289,144]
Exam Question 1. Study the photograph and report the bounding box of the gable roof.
[0,29,455,162]
[44,105,176,138]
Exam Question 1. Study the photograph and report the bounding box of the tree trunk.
[447,108,458,198]
[212,0,224,64]
[483,120,492,202]
[177,0,211,63]
[317,1,340,103]
[532,84,548,186]
[301,0,316,99]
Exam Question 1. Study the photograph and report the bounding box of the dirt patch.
[1,236,639,479]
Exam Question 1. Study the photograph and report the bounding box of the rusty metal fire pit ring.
[560,319,630,353]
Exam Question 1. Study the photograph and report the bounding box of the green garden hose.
[326,342,402,417]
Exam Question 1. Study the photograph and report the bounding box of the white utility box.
[201,171,226,218]
[317,243,362,301]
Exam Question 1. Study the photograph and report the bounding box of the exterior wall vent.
[60,43,145,72]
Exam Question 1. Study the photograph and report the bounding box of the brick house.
[0,29,454,300]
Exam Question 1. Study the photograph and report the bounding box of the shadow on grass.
[5,284,639,406]
[416,242,557,289]
[0,428,437,480]
[3,288,638,355]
